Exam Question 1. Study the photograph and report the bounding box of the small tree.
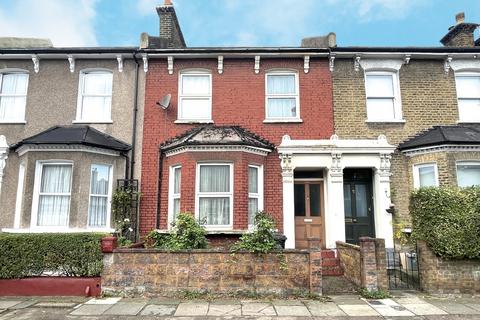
[231,211,280,253]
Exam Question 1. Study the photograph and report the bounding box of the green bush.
[231,211,281,253]
[0,233,105,279]
[146,213,208,250]
[410,187,480,259]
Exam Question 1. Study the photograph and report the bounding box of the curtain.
[37,164,72,226]
[418,166,436,187]
[83,72,112,95]
[248,198,258,225]
[458,99,480,122]
[199,165,230,192]
[182,75,210,95]
[457,164,480,187]
[81,72,112,120]
[173,199,180,220]
[456,76,480,98]
[174,167,181,194]
[366,74,394,97]
[248,167,258,193]
[366,98,395,120]
[199,197,230,225]
[267,74,295,94]
[88,165,110,227]
[0,73,28,121]
[267,98,296,118]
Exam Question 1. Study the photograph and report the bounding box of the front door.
[343,169,375,244]
[294,181,325,249]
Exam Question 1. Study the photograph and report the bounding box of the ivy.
[231,211,281,253]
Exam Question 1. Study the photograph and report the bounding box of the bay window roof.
[399,125,480,151]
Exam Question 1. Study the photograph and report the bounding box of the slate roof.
[11,125,131,152]
[160,125,275,152]
[398,125,480,151]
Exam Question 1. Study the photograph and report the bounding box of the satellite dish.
[156,94,171,110]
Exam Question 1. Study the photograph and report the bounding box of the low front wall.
[418,241,480,294]
[336,242,362,287]
[102,248,322,296]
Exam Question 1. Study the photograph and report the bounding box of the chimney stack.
[440,12,479,47]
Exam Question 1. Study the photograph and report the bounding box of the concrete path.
[0,292,479,319]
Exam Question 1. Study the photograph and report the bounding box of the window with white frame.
[178,71,212,121]
[196,163,232,228]
[76,70,113,122]
[455,72,480,122]
[169,165,181,225]
[456,161,480,187]
[0,72,29,122]
[265,71,299,120]
[413,163,438,188]
[365,71,402,121]
[88,164,112,228]
[248,165,263,226]
[34,163,73,227]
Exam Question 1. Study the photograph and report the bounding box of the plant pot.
[101,236,118,253]
[274,233,287,249]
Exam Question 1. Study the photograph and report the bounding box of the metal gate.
[386,243,420,290]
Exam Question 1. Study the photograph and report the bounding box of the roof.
[0,37,52,48]
[160,125,275,152]
[398,125,480,151]
[11,125,131,152]
[440,22,479,46]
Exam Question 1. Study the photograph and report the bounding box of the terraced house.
[0,39,145,233]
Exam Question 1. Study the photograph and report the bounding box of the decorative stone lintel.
[31,55,39,73]
[354,55,361,72]
[280,153,293,182]
[167,56,174,75]
[304,55,310,74]
[217,56,224,74]
[142,54,148,73]
[330,152,343,178]
[254,56,260,74]
[444,56,453,74]
[116,55,123,73]
[404,54,411,65]
[67,55,75,73]
[329,53,335,72]
[378,153,392,178]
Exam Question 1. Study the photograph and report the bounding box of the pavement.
[0,292,480,319]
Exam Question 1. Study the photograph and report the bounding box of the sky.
[0,0,480,48]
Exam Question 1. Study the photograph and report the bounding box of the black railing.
[386,243,420,290]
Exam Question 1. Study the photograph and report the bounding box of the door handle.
[304,218,313,223]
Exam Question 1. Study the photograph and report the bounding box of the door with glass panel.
[343,169,375,245]
[294,181,325,249]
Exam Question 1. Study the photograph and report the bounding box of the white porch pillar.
[373,153,394,248]
[0,135,8,196]
[325,152,345,249]
[280,153,295,249]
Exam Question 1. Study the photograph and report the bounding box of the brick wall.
[101,248,322,296]
[140,58,334,234]
[418,241,480,294]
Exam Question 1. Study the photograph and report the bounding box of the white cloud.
[137,0,161,16]
[0,0,98,47]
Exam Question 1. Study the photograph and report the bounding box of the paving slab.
[84,297,121,305]
[34,301,77,308]
[69,304,112,316]
[465,303,480,312]
[103,301,146,316]
[207,304,242,316]
[434,302,480,314]
[404,303,449,315]
[209,299,242,305]
[364,298,415,317]
[0,308,69,320]
[242,302,277,316]
[338,304,380,316]
[395,296,429,305]
[305,301,347,316]
[0,301,22,309]
[271,300,305,306]
[331,295,368,305]
[274,305,311,316]
[141,304,177,316]
[174,302,209,316]
[8,300,37,310]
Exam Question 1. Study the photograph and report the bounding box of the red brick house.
[139,2,334,248]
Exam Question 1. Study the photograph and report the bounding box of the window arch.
[0,69,29,123]
[75,69,113,123]
[177,69,212,122]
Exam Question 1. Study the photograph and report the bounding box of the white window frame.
[264,70,301,122]
[74,69,113,123]
[31,160,73,231]
[364,70,403,122]
[177,70,212,122]
[413,163,439,188]
[195,162,233,230]
[456,161,480,187]
[454,71,480,123]
[13,161,26,229]
[0,70,29,124]
[168,165,181,228]
[87,163,113,230]
[248,164,264,229]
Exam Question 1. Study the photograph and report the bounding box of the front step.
[321,250,344,276]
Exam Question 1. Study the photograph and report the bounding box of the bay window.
[413,163,438,188]
[457,161,480,187]
[88,164,112,228]
[169,165,181,226]
[248,165,263,226]
[265,71,299,120]
[76,70,113,123]
[455,72,480,122]
[196,163,232,228]
[365,71,402,121]
[0,72,29,123]
[178,71,212,121]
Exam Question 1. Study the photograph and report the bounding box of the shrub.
[410,187,480,259]
[231,211,281,253]
[146,213,208,250]
[0,233,105,279]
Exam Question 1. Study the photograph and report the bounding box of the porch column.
[373,153,394,248]
[0,136,8,196]
[325,152,345,248]
[280,153,295,249]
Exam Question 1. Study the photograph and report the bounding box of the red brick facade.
[140,58,334,234]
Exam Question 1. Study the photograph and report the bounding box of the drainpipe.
[156,149,164,229]
[130,52,140,179]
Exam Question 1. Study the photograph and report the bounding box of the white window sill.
[154,228,247,235]
[365,119,406,124]
[263,119,303,123]
[0,121,27,124]
[174,119,214,124]
[2,227,115,233]
[457,120,480,124]
[73,120,113,124]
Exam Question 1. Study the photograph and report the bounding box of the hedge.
[410,187,480,259]
[0,233,105,279]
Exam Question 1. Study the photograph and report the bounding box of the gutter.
[156,149,164,229]
[130,53,140,179]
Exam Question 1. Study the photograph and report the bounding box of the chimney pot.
[164,0,172,5]
[456,12,465,24]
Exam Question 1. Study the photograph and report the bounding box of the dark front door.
[343,169,375,244]
[294,181,325,249]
